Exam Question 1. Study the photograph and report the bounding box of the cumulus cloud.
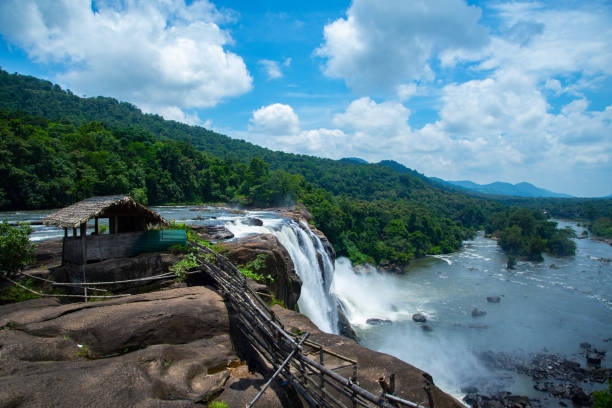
[310,0,612,195]
[0,0,253,122]
[249,103,300,135]
[315,0,488,93]
[443,2,612,83]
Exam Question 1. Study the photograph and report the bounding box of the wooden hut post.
[114,216,118,234]
[62,228,67,266]
[95,217,99,235]
[80,222,88,302]
[73,227,77,237]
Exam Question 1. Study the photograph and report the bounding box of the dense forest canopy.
[1,69,605,266]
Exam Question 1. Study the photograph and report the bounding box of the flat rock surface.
[0,287,287,408]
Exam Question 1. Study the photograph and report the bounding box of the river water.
[332,221,612,398]
[3,208,611,400]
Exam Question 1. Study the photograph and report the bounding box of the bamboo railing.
[190,242,427,408]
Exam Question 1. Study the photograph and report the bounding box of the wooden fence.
[191,242,428,408]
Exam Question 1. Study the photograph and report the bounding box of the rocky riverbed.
[461,348,611,407]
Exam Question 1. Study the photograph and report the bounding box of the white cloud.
[249,103,300,135]
[444,3,612,85]
[259,59,283,79]
[0,0,252,121]
[544,78,562,94]
[315,0,488,93]
[149,106,202,126]
[396,83,418,101]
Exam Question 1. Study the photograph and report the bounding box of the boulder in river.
[472,308,487,317]
[412,313,427,323]
[486,296,501,303]
[586,350,605,367]
[241,217,264,226]
[190,224,234,241]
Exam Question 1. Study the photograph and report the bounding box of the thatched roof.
[44,195,168,229]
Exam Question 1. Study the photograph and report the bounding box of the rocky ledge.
[0,285,463,408]
[217,233,302,310]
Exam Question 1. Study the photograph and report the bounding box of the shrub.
[169,254,197,282]
[238,254,272,282]
[593,379,612,408]
[0,222,35,279]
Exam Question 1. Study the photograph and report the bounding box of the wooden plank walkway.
[191,242,428,408]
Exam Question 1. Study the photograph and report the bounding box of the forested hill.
[0,69,259,160]
[0,69,467,202]
[0,69,580,265]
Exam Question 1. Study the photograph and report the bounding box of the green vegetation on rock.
[238,254,272,282]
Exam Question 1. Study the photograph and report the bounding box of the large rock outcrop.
[272,305,464,408]
[217,234,302,310]
[51,251,181,292]
[0,287,291,408]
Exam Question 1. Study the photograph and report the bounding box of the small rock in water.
[366,318,392,326]
[241,217,264,226]
[586,350,604,367]
[412,313,427,323]
[486,296,501,303]
[570,387,592,406]
[579,342,591,350]
[472,308,487,317]
[461,386,479,394]
[421,324,433,332]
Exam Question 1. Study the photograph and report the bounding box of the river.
[2,207,611,402]
[333,221,612,400]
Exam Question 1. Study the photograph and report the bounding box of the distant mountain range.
[431,179,573,198]
[371,160,573,198]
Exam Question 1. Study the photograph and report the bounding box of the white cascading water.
[225,215,339,333]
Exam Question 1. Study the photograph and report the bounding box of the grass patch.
[0,278,39,304]
[207,401,229,408]
[267,293,285,309]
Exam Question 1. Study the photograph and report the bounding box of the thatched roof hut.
[44,196,178,268]
[44,195,167,230]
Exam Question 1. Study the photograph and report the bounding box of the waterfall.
[226,216,339,333]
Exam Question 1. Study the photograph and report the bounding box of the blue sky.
[0,0,611,197]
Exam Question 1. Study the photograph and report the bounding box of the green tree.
[0,222,35,278]
[593,379,612,408]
